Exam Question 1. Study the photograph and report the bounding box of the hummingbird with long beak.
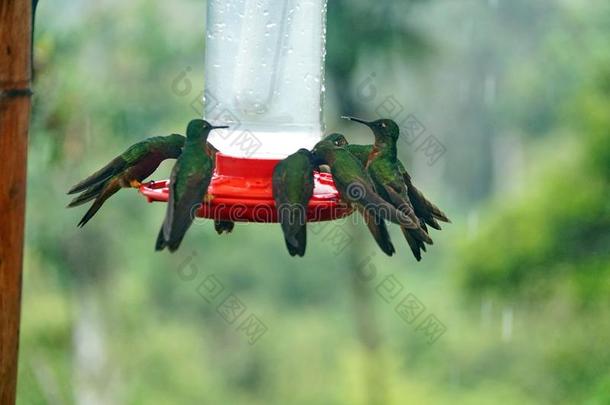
[326,132,450,230]
[155,119,228,252]
[321,134,395,256]
[272,149,316,257]
[67,134,185,227]
[342,117,441,261]
[312,139,419,235]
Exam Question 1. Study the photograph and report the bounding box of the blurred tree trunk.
[0,1,32,403]
[64,232,116,405]
[346,223,387,405]
[73,287,113,405]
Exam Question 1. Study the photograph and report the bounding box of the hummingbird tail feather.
[358,207,394,257]
[67,181,106,208]
[162,210,193,253]
[285,238,304,257]
[68,157,125,194]
[214,220,234,235]
[155,226,167,251]
[407,183,450,224]
[401,226,424,261]
[293,226,307,257]
[166,234,186,253]
[354,183,415,227]
[426,217,442,230]
[381,185,433,244]
[277,202,307,257]
[77,180,120,227]
[155,216,186,253]
[283,225,306,257]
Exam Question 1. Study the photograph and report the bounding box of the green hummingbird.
[272,149,316,257]
[326,132,450,230]
[342,117,436,261]
[321,134,395,256]
[312,139,418,230]
[155,119,228,252]
[67,133,185,227]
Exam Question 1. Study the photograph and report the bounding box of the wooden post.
[0,1,32,403]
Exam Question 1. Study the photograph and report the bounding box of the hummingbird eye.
[381,122,387,128]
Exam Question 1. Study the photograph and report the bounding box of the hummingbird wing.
[398,161,450,226]
[400,225,426,261]
[75,178,122,227]
[157,153,213,252]
[284,218,307,257]
[381,184,433,245]
[67,181,107,208]
[68,137,183,194]
[350,180,416,227]
[164,176,206,251]
[69,136,186,228]
[160,170,208,252]
[329,149,415,228]
[356,206,395,256]
[366,159,434,260]
[407,181,450,226]
[272,156,315,257]
[67,155,127,194]
[68,151,173,227]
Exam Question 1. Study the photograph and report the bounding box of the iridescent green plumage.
[322,133,395,256]
[155,119,227,252]
[343,117,446,261]
[313,139,416,230]
[272,149,316,257]
[326,133,449,230]
[67,134,185,227]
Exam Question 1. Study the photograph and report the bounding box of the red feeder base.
[139,152,352,223]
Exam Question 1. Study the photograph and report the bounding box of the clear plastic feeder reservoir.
[139,0,351,222]
[204,0,327,158]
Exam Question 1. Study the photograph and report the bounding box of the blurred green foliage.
[455,3,610,403]
[17,0,609,404]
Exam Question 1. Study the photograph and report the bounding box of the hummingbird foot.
[129,180,142,188]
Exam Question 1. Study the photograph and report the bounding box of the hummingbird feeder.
[139,0,351,222]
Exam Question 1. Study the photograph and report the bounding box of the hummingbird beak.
[211,125,229,130]
[341,116,372,127]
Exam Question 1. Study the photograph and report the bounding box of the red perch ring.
[138,152,353,223]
